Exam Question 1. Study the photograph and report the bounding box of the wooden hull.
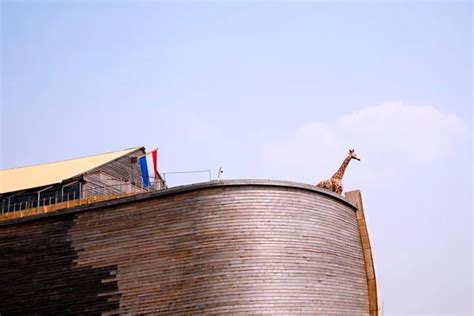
[0,180,371,314]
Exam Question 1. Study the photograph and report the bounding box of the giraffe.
[316,149,361,195]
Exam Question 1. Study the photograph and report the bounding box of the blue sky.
[1,2,472,314]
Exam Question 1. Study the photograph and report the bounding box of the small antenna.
[217,166,224,180]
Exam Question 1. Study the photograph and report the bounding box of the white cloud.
[261,102,470,183]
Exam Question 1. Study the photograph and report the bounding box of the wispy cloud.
[261,101,470,184]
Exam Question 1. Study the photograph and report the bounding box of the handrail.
[162,170,212,182]
[0,169,215,216]
[0,174,166,214]
[0,192,138,222]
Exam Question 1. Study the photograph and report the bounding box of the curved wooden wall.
[0,180,369,315]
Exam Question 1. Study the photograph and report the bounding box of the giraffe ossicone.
[316,149,360,195]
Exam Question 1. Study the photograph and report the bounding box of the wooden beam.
[345,190,379,316]
[136,148,158,159]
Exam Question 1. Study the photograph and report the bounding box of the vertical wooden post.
[345,190,379,316]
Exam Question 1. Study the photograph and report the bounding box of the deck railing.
[0,192,136,222]
[0,169,214,222]
[0,174,165,219]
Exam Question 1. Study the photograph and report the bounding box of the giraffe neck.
[331,156,352,180]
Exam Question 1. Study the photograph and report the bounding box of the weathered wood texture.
[0,215,120,315]
[88,148,145,186]
[0,180,369,315]
[345,190,378,316]
[81,147,149,198]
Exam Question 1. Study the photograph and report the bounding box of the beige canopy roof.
[0,147,142,194]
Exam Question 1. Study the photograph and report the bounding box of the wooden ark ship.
[0,147,378,315]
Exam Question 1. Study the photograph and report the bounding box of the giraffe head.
[348,149,361,161]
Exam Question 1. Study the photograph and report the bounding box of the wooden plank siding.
[0,180,370,315]
[88,148,145,185]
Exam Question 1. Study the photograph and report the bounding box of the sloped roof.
[0,147,143,194]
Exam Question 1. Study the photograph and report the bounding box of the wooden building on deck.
[0,147,165,214]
